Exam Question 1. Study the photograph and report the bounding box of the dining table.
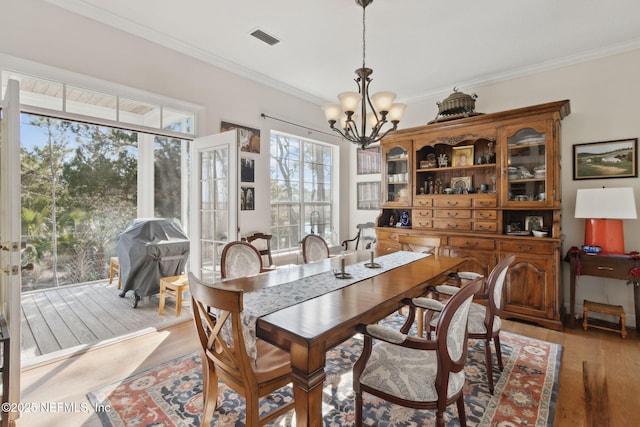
[218,249,464,426]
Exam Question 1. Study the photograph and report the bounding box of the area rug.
[87,314,561,426]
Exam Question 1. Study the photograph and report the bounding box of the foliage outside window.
[20,113,186,291]
[270,132,334,252]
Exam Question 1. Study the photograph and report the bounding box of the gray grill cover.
[116,218,190,297]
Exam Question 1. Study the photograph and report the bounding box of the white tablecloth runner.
[227,250,429,359]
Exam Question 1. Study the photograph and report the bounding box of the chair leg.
[201,360,219,427]
[494,334,504,372]
[355,390,363,426]
[484,338,495,394]
[456,394,467,427]
[245,393,260,427]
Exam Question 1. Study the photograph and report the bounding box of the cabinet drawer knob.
[448,212,459,218]
[479,201,491,207]
[465,241,478,247]
[447,201,459,206]
[597,266,614,271]
[517,245,533,252]
[448,224,459,229]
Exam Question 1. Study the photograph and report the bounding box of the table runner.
[228,250,428,359]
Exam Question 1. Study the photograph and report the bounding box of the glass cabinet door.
[382,141,412,206]
[502,121,553,207]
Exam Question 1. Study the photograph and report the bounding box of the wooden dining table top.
[217,250,464,426]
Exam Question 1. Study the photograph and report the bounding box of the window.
[20,113,188,289]
[270,132,336,252]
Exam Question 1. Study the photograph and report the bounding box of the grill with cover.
[116,218,190,307]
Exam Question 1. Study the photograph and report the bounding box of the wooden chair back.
[221,241,264,279]
[398,235,441,256]
[245,232,273,267]
[301,234,330,263]
[189,273,295,426]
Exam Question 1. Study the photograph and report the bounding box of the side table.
[566,249,640,332]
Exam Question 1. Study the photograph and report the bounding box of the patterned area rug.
[88,314,561,426]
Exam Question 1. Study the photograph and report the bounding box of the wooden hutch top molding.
[385,100,571,140]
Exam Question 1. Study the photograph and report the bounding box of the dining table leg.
[290,341,326,427]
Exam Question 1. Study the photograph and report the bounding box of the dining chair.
[353,277,483,427]
[426,254,516,394]
[341,222,376,251]
[188,273,295,427]
[245,232,274,267]
[220,241,267,279]
[301,234,330,263]
[397,234,443,335]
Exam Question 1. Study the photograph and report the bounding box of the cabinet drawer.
[414,197,433,207]
[474,222,497,232]
[377,239,400,253]
[499,240,554,255]
[433,219,472,231]
[412,209,432,219]
[448,236,495,250]
[434,209,472,219]
[473,196,497,208]
[433,198,472,208]
[413,219,433,228]
[473,210,497,220]
[376,229,399,242]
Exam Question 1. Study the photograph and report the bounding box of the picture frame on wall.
[357,146,382,174]
[221,121,261,153]
[356,182,381,210]
[241,157,255,182]
[573,138,638,180]
[240,186,255,210]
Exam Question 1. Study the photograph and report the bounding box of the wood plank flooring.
[21,280,192,366]
[15,317,640,427]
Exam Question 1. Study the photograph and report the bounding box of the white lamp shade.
[338,92,361,113]
[388,103,406,121]
[575,187,637,219]
[371,91,396,112]
[322,103,342,122]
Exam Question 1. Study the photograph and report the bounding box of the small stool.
[109,257,122,290]
[159,275,189,317]
[582,299,627,339]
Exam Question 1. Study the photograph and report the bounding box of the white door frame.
[189,130,239,280]
[0,79,22,423]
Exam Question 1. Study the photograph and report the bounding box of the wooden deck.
[21,280,192,366]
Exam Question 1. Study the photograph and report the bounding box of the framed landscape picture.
[573,138,638,180]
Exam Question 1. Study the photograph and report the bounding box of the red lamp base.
[584,219,626,254]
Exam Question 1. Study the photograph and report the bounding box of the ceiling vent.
[250,29,280,46]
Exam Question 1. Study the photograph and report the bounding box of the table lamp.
[574,187,637,254]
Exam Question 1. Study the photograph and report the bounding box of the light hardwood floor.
[15,318,640,427]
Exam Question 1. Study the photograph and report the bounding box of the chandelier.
[322,0,406,150]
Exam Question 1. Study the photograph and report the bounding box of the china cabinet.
[376,100,570,330]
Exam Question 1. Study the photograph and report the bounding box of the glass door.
[502,120,553,207]
[0,79,21,423]
[190,130,239,281]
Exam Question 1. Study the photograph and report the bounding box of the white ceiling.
[46,0,640,106]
